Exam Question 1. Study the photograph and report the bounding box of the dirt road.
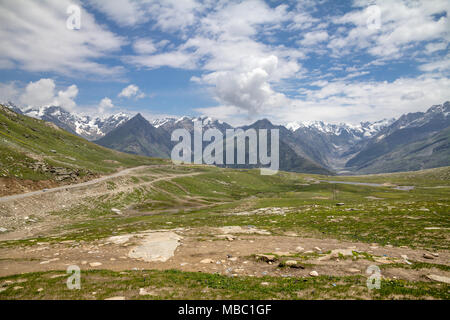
[0,166,152,203]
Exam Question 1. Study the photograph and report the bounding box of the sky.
[0,0,449,126]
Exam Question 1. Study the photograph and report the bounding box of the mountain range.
[5,101,450,175]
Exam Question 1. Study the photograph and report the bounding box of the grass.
[1,166,448,251]
[0,269,448,300]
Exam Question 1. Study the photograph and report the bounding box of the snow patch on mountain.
[286,118,395,139]
[19,105,131,140]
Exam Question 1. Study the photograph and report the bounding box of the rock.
[127,231,182,262]
[273,251,291,256]
[216,234,236,241]
[260,282,270,286]
[13,286,23,290]
[105,296,126,300]
[111,208,122,215]
[423,253,434,260]
[336,203,345,206]
[426,274,450,284]
[0,227,7,233]
[295,246,304,253]
[89,262,102,267]
[37,288,44,292]
[317,248,353,261]
[347,268,361,273]
[285,260,297,266]
[255,254,277,263]
[431,253,439,257]
[139,288,155,296]
[374,257,394,264]
[314,247,322,252]
[309,271,319,277]
[200,259,214,264]
[228,257,238,262]
[284,260,304,269]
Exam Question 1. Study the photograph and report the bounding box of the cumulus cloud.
[98,97,115,114]
[118,84,145,99]
[18,79,78,111]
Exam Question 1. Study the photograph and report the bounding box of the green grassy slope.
[0,104,166,183]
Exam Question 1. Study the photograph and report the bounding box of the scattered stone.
[431,253,439,257]
[260,282,270,286]
[105,296,126,300]
[228,257,238,262]
[273,251,291,256]
[317,248,353,261]
[295,246,304,253]
[127,231,182,262]
[284,260,305,269]
[374,257,394,264]
[426,274,450,284]
[217,226,270,235]
[111,208,122,215]
[347,268,361,273]
[423,253,435,260]
[139,288,155,296]
[309,271,319,277]
[89,262,102,267]
[200,259,214,264]
[424,227,442,230]
[216,234,235,241]
[314,247,322,252]
[255,254,277,263]
[37,288,44,292]
[0,227,7,233]
[13,286,23,290]
[335,203,345,206]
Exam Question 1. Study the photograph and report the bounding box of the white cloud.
[19,78,78,111]
[0,82,20,103]
[329,0,450,59]
[98,97,115,114]
[118,84,145,99]
[299,31,329,46]
[86,0,148,26]
[87,0,205,32]
[133,39,157,54]
[419,54,450,73]
[0,0,125,76]
[425,41,448,54]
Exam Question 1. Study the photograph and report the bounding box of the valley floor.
[0,165,448,300]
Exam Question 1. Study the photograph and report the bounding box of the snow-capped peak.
[286,118,395,138]
[18,105,131,141]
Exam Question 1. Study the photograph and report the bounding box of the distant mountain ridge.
[8,104,131,141]
[345,101,450,173]
[5,101,449,174]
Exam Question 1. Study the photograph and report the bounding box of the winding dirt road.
[0,166,153,203]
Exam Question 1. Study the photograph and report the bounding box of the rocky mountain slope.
[0,104,158,196]
[18,105,130,141]
[346,102,450,173]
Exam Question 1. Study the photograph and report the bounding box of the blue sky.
[0,0,449,125]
